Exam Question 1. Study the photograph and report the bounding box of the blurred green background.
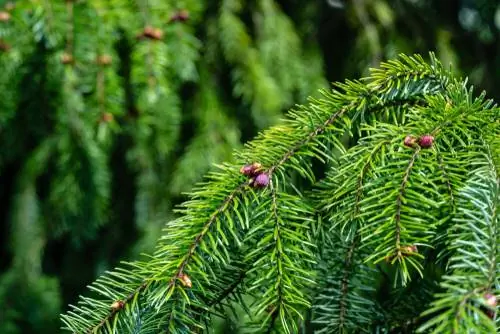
[0,0,498,332]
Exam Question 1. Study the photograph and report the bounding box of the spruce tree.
[1,1,499,333]
[60,54,499,333]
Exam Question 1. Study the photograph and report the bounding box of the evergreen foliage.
[0,1,325,331]
[60,54,499,333]
[1,1,500,333]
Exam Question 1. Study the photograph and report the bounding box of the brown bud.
[110,300,124,311]
[141,26,163,40]
[151,28,163,40]
[0,11,10,22]
[178,273,192,288]
[61,53,74,65]
[143,26,154,37]
[101,113,114,123]
[418,135,434,149]
[96,54,112,66]
[403,135,417,148]
[385,245,418,262]
[240,162,262,176]
[178,10,189,21]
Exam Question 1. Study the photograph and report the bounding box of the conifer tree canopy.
[0,1,499,333]
[59,54,499,333]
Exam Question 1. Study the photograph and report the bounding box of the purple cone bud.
[240,164,253,175]
[418,135,434,148]
[404,135,416,148]
[240,162,262,176]
[254,172,270,187]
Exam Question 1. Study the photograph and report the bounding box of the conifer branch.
[160,100,348,331]
[354,141,388,216]
[265,180,284,332]
[104,100,350,331]
[96,66,105,114]
[268,107,347,176]
[394,148,420,255]
[59,54,500,334]
[78,106,354,329]
[312,230,377,331]
[437,154,455,207]
[338,236,358,330]
[86,281,150,334]
[419,142,499,333]
[208,269,247,307]
[167,181,249,287]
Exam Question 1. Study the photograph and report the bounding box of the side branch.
[86,281,150,334]
[208,269,247,307]
[168,181,250,287]
[354,141,388,216]
[167,104,351,300]
[268,107,348,175]
[338,236,358,329]
[266,179,284,332]
[436,154,455,208]
[86,182,250,333]
[395,148,420,252]
[85,181,250,333]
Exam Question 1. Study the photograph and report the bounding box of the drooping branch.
[61,54,461,333]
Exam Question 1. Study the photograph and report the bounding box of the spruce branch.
[338,236,359,330]
[208,267,247,308]
[60,53,485,333]
[394,147,421,255]
[436,153,455,208]
[166,181,250,287]
[354,140,389,217]
[312,230,378,332]
[266,180,287,332]
[419,146,499,333]
[218,0,284,127]
[62,85,350,332]
[85,280,150,334]
[243,177,315,333]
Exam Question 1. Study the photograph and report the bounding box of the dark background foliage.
[0,0,498,332]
